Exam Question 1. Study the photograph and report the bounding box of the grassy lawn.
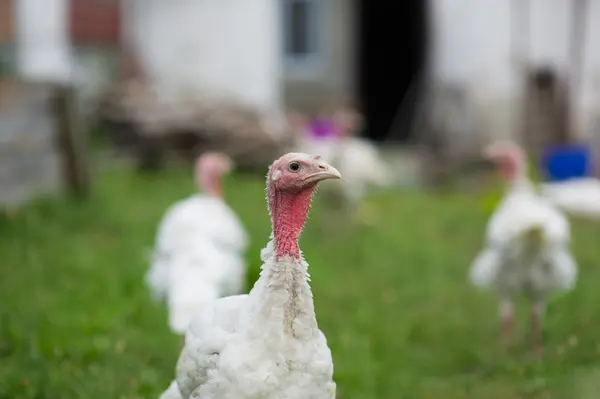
[2,163,600,399]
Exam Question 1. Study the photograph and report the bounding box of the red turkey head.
[195,152,233,197]
[267,152,341,193]
[266,152,341,259]
[482,141,526,182]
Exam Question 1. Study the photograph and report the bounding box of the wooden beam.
[52,84,91,199]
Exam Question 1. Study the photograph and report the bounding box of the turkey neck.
[500,156,534,193]
[270,188,314,259]
[250,187,319,339]
[200,173,223,198]
[504,172,533,193]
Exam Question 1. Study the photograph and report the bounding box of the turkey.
[158,152,340,399]
[469,141,577,356]
[539,177,600,220]
[291,112,339,164]
[146,152,249,341]
[297,107,392,223]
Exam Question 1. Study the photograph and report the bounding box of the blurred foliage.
[1,163,600,398]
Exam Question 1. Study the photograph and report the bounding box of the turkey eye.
[288,162,301,172]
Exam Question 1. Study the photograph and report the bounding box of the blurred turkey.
[469,141,577,356]
[146,152,249,340]
[539,177,600,220]
[296,107,393,223]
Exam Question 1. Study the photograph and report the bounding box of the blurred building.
[2,0,600,146]
[69,0,121,115]
[119,0,428,144]
[279,1,428,143]
[0,0,120,114]
[432,0,600,144]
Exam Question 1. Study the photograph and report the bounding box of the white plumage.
[470,182,577,295]
[158,152,339,399]
[296,109,392,216]
[158,381,183,399]
[331,137,393,205]
[146,153,249,335]
[539,177,600,220]
[469,141,577,354]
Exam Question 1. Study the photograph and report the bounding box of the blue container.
[542,144,594,182]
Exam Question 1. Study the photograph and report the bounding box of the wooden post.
[52,84,91,199]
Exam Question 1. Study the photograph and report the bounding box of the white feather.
[159,210,335,398]
[335,138,393,203]
[158,381,182,399]
[539,177,600,219]
[470,179,577,300]
[146,194,249,334]
[298,137,392,206]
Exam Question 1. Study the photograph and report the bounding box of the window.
[282,0,324,71]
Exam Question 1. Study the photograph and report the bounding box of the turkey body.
[470,140,578,354]
[470,184,577,300]
[147,193,248,334]
[299,136,391,207]
[174,242,335,399]
[333,137,392,204]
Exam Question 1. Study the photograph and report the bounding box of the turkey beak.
[304,161,342,184]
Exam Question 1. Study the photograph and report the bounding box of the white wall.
[577,0,600,140]
[431,0,600,140]
[125,0,281,111]
[14,0,73,83]
[72,47,120,117]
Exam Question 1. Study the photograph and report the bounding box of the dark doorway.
[357,1,429,142]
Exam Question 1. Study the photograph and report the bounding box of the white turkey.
[158,152,340,399]
[469,141,577,356]
[539,177,600,220]
[290,112,339,164]
[146,152,249,341]
[297,107,392,223]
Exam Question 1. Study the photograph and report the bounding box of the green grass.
[2,164,600,399]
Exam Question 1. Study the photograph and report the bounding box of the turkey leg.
[530,301,544,357]
[499,300,515,350]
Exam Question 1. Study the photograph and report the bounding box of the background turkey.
[469,141,577,357]
[296,106,393,226]
[146,153,249,345]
